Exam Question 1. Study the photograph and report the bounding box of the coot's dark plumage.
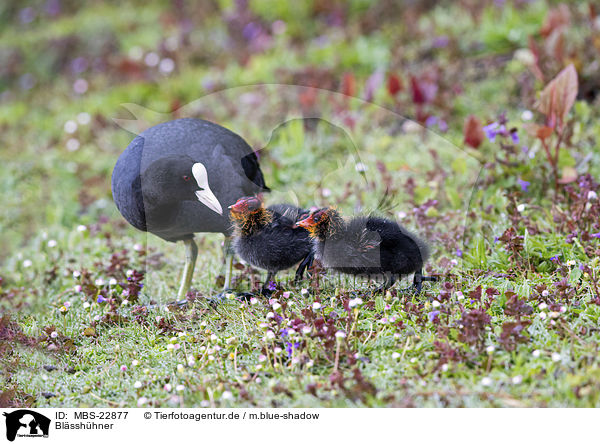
[229,196,313,292]
[111,118,269,298]
[296,208,434,292]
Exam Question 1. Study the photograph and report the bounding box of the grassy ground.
[2,0,600,407]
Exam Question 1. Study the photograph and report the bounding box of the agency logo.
[2,410,50,442]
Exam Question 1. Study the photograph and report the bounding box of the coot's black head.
[140,155,223,215]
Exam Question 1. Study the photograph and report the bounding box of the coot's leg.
[222,235,234,291]
[413,269,423,294]
[294,252,314,283]
[177,238,198,299]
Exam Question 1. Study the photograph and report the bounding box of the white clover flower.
[137,397,148,406]
[521,110,533,121]
[200,400,210,407]
[126,269,134,277]
[355,162,367,172]
[258,355,267,363]
[539,312,547,320]
[301,288,309,296]
[456,291,464,300]
[159,58,175,74]
[272,303,282,311]
[588,190,598,201]
[74,285,83,293]
[335,331,346,339]
[133,381,142,389]
[481,377,492,386]
[66,138,80,151]
[282,291,291,299]
[265,331,275,340]
[560,306,566,313]
[532,349,541,358]
[95,278,105,286]
[120,365,127,372]
[512,375,523,384]
[349,297,363,308]
[266,312,275,319]
[441,364,449,372]
[164,383,172,392]
[166,344,175,351]
[486,345,495,353]
[312,302,322,310]
[221,391,233,400]
[108,278,117,286]
[73,270,81,278]
[177,364,184,373]
[77,224,87,232]
[76,112,91,125]
[410,357,417,363]
[538,302,548,310]
[47,240,57,248]
[274,347,282,355]
[94,315,100,321]
[144,52,159,67]
[432,300,441,308]
[391,352,400,359]
[131,359,139,366]
[517,204,526,212]
[22,260,32,268]
[250,297,258,305]
[397,211,407,219]
[302,326,312,335]
[541,290,549,297]
[73,78,88,94]
[50,331,58,339]
[551,352,561,362]
[64,120,78,133]
[83,301,90,309]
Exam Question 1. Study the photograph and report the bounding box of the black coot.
[111,118,269,298]
[229,196,313,293]
[296,207,435,293]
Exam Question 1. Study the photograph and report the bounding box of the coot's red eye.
[183,175,190,181]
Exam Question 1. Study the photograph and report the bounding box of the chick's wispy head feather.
[296,207,340,239]
[229,196,271,234]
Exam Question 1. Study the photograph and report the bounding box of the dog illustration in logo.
[3,410,50,442]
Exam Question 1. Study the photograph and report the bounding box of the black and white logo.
[3,410,50,442]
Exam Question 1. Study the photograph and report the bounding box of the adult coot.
[111,118,269,299]
[229,196,313,294]
[296,207,435,293]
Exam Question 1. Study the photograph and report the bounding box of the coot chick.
[111,118,269,299]
[296,207,435,293]
[229,196,313,293]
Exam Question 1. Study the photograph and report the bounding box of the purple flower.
[432,36,449,48]
[456,249,463,257]
[517,178,530,192]
[579,264,585,271]
[550,256,560,262]
[510,130,519,144]
[483,122,499,142]
[425,116,438,127]
[438,119,448,132]
[285,341,300,357]
[97,295,107,303]
[267,281,276,291]
[428,310,440,322]
[591,233,600,238]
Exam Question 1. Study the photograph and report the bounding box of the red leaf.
[540,4,570,38]
[538,64,578,130]
[340,72,355,97]
[387,73,402,96]
[410,76,426,104]
[463,115,485,148]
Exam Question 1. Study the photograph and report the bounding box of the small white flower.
[47,240,57,248]
[532,349,541,358]
[588,190,598,201]
[566,260,576,267]
[137,397,148,406]
[456,291,464,300]
[159,58,175,74]
[559,306,566,313]
[250,297,258,305]
[539,312,547,320]
[63,301,71,308]
[76,112,91,125]
[486,345,495,353]
[265,331,275,340]
[94,315,100,321]
[258,355,267,362]
[133,381,142,389]
[450,259,458,266]
[175,385,185,392]
[132,359,139,366]
[521,110,533,121]
[200,400,210,407]
[432,300,441,308]
[73,270,81,278]
[109,278,117,286]
[177,364,184,372]
[66,138,80,151]
[144,52,160,67]
[95,278,105,286]
[517,204,526,212]
[441,363,449,372]
[82,301,90,309]
[282,291,291,299]
[74,285,82,293]
[312,302,322,310]
[164,383,172,392]
[50,331,58,339]
[355,162,367,172]
[64,120,78,133]
[349,297,363,308]
[166,344,175,351]
[221,391,233,400]
[481,377,492,386]
[272,303,282,311]
[321,188,332,197]
[302,326,312,335]
[541,290,549,297]
[22,259,32,268]
[391,352,401,359]
[73,78,88,94]
[512,375,523,384]
[301,288,309,296]
[538,302,548,310]
[266,312,274,319]
[335,331,346,339]
[397,211,407,219]
[274,347,282,355]
[77,224,87,232]
[551,352,561,362]
[410,357,417,363]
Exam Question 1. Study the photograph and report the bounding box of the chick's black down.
[234,204,312,273]
[315,215,429,277]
